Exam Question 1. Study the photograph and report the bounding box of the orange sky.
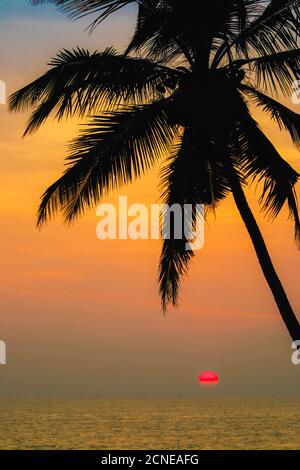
[0,1,299,397]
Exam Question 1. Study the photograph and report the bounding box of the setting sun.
[198,371,219,385]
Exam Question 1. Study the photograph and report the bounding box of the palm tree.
[10,0,300,342]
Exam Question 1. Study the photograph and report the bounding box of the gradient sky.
[0,0,300,397]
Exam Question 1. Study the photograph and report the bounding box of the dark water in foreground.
[0,398,299,449]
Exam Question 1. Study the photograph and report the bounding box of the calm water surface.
[0,398,299,449]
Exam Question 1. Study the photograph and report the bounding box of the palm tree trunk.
[226,160,300,342]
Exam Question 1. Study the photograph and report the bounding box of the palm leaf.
[125,1,195,66]
[213,0,300,67]
[29,1,136,29]
[231,115,300,244]
[37,99,178,225]
[158,127,230,310]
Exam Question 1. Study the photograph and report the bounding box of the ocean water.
[0,398,299,449]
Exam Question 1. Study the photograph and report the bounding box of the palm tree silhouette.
[10,1,300,341]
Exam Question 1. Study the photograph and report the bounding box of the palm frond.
[236,49,300,96]
[9,47,177,135]
[125,1,260,67]
[158,135,195,311]
[158,127,230,310]
[37,99,178,225]
[213,0,300,67]
[232,115,300,244]
[125,1,194,65]
[159,235,194,311]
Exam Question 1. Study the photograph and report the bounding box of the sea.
[0,398,299,449]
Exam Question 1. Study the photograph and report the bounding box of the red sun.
[198,371,219,385]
